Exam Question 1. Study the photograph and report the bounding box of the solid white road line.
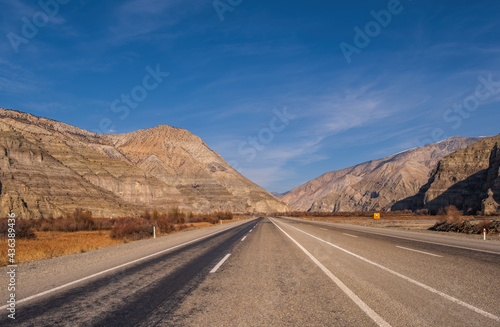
[342,233,358,238]
[241,236,247,242]
[396,246,442,257]
[279,220,500,323]
[270,219,391,327]
[0,221,252,310]
[320,228,328,231]
[210,254,231,273]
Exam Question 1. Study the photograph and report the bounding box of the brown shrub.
[436,214,447,224]
[0,219,7,238]
[215,211,233,220]
[0,218,36,239]
[476,219,493,232]
[176,224,189,231]
[207,217,219,224]
[29,209,97,232]
[437,205,464,224]
[93,218,113,230]
[142,210,152,220]
[201,213,219,224]
[16,219,37,239]
[110,218,154,240]
[168,206,185,224]
[181,210,233,225]
[416,209,429,215]
[186,215,202,223]
[155,216,174,234]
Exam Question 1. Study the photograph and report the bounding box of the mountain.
[281,137,484,212]
[0,108,289,218]
[392,134,500,215]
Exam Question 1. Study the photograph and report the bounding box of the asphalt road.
[1,217,499,326]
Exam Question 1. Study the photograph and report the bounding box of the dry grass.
[188,222,213,228]
[0,231,124,266]
[220,219,241,224]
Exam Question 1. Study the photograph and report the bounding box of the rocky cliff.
[392,134,500,215]
[0,108,289,218]
[281,137,484,212]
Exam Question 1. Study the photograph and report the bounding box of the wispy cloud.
[296,75,426,139]
[0,74,39,94]
[20,101,72,114]
[110,0,203,42]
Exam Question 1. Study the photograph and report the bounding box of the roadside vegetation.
[273,206,499,235]
[0,208,237,266]
[273,211,422,218]
[429,205,500,234]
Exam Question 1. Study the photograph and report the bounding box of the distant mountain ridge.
[280,137,485,212]
[271,191,288,198]
[0,108,289,218]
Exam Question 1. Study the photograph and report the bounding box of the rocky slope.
[281,137,484,212]
[392,134,500,215]
[0,108,289,218]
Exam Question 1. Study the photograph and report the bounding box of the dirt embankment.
[429,219,500,235]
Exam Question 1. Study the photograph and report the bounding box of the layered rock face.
[0,108,289,218]
[393,134,500,214]
[483,143,500,215]
[281,137,483,212]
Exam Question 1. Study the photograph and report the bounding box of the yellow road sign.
[374,212,380,220]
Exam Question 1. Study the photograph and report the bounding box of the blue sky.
[1,0,500,193]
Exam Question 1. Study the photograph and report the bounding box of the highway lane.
[0,218,260,326]
[286,217,500,254]
[270,217,500,326]
[1,216,499,326]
